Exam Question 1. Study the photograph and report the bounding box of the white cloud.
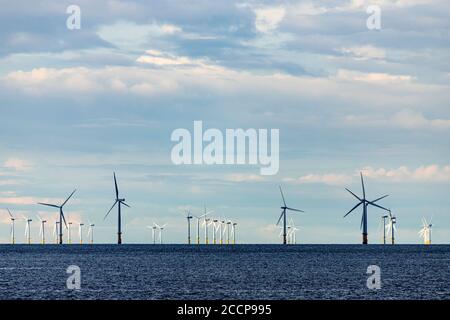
[224,174,265,182]
[253,6,286,33]
[340,45,386,60]
[284,173,352,186]
[362,165,450,182]
[285,165,450,186]
[97,21,181,49]
[3,158,32,171]
[344,109,450,129]
[335,69,413,83]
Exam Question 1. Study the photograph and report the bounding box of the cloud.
[224,174,265,182]
[3,158,32,171]
[339,45,386,60]
[285,165,450,186]
[344,109,450,129]
[335,69,413,84]
[361,165,450,182]
[97,21,181,49]
[253,6,286,33]
[284,174,352,186]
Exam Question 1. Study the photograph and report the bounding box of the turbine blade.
[360,172,366,199]
[286,207,304,213]
[7,208,13,219]
[276,211,284,225]
[360,213,364,230]
[279,186,287,207]
[38,202,60,208]
[344,201,363,217]
[114,172,119,199]
[371,195,389,203]
[61,189,76,207]
[60,210,68,228]
[121,201,130,208]
[345,188,361,201]
[104,200,118,220]
[368,201,389,212]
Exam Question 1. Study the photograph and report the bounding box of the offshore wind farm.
[0,172,442,246]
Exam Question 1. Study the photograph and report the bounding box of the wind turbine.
[288,218,299,244]
[38,189,76,244]
[202,217,212,244]
[78,222,84,244]
[220,217,226,245]
[36,215,47,244]
[232,222,237,245]
[104,172,130,245]
[212,219,219,244]
[6,209,16,244]
[68,222,73,244]
[226,220,232,244]
[419,217,432,245]
[154,223,167,244]
[181,210,193,244]
[53,221,59,244]
[87,221,95,244]
[344,172,389,244]
[23,215,32,244]
[193,208,212,245]
[381,215,389,244]
[385,210,397,245]
[277,186,304,245]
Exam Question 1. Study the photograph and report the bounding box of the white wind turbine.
[212,218,219,244]
[67,222,73,244]
[147,225,157,244]
[219,217,226,245]
[385,210,397,245]
[419,217,432,245]
[226,220,232,244]
[23,215,32,244]
[6,209,16,244]
[78,222,84,244]
[53,221,60,244]
[232,222,237,245]
[193,208,212,245]
[87,221,95,244]
[202,217,212,245]
[154,223,167,244]
[36,214,47,244]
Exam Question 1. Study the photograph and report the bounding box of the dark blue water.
[0,244,449,300]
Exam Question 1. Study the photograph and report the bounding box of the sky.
[0,0,449,244]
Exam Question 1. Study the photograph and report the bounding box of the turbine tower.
[36,215,47,244]
[79,222,84,244]
[53,221,59,244]
[344,173,389,244]
[87,221,95,244]
[381,215,389,244]
[277,186,304,245]
[226,220,231,244]
[68,222,73,244]
[419,217,432,245]
[385,210,397,245]
[38,189,76,244]
[23,215,32,244]
[104,172,130,244]
[212,219,219,244]
[181,210,193,244]
[232,222,237,245]
[6,209,16,244]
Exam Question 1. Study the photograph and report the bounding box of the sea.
[0,244,449,300]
